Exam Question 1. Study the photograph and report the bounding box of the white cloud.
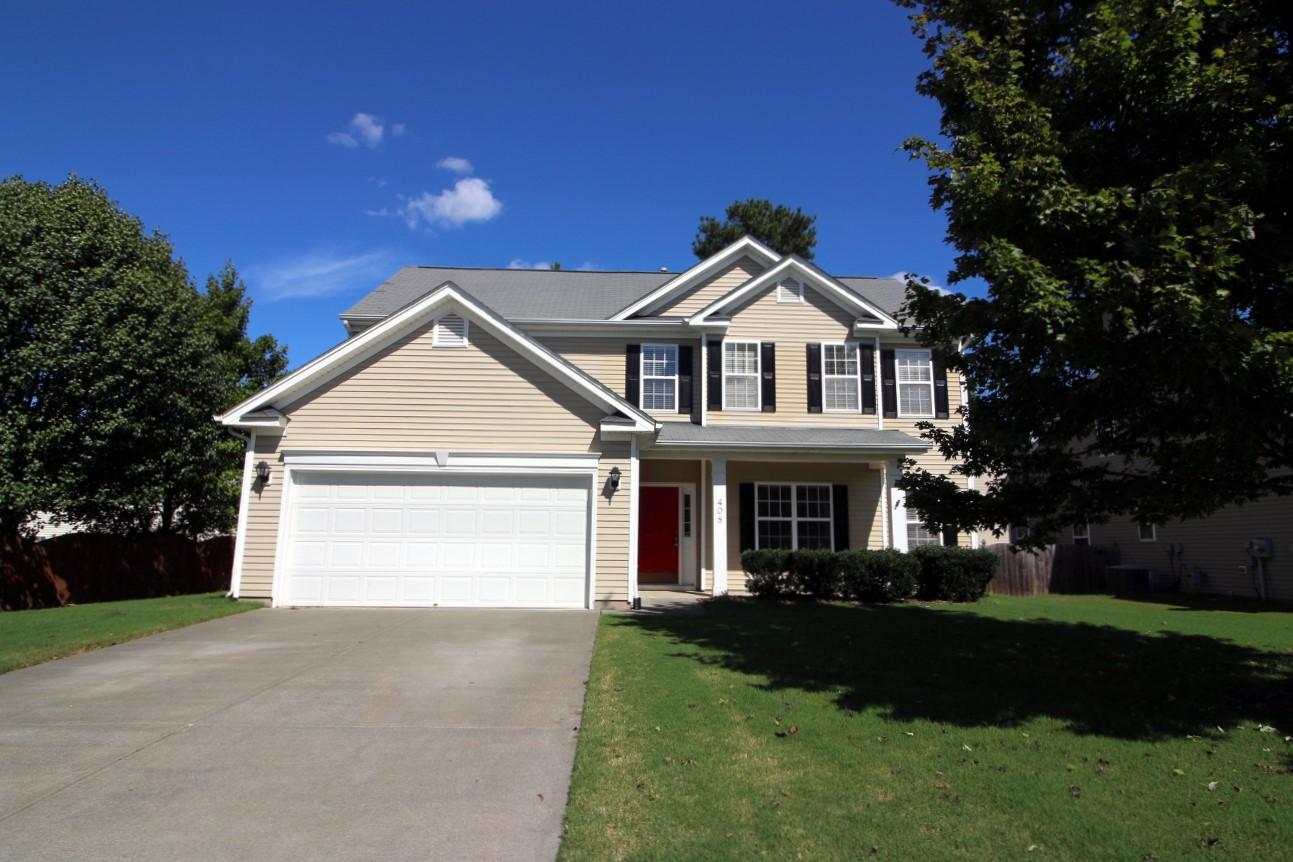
[400,178,502,228]
[508,258,552,270]
[436,156,474,174]
[326,112,396,149]
[247,249,398,300]
[392,122,407,137]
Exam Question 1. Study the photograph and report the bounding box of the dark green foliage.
[786,549,841,599]
[740,548,793,599]
[893,0,1293,544]
[692,199,817,260]
[910,545,998,602]
[837,549,920,603]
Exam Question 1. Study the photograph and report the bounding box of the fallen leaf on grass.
[1069,785,1082,799]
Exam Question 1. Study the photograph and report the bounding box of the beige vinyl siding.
[281,324,603,451]
[1059,496,1293,603]
[711,284,881,427]
[238,433,285,600]
[535,336,702,422]
[234,317,636,605]
[653,256,766,317]
[722,462,883,595]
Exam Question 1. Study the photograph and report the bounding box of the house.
[1052,498,1292,603]
[217,237,970,608]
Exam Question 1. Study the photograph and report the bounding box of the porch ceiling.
[650,422,930,452]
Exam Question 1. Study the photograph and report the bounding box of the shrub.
[911,545,998,602]
[786,548,842,599]
[837,549,920,603]
[741,548,793,599]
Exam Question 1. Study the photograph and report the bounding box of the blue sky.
[2,1,962,365]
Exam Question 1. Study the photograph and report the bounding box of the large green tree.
[0,177,285,537]
[693,199,818,260]
[893,0,1292,542]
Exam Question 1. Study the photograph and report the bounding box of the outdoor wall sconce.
[608,466,621,492]
[255,461,271,484]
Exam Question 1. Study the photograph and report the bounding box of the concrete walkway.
[0,607,598,862]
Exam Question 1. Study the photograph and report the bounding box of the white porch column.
[628,437,641,603]
[890,458,909,551]
[710,457,728,595]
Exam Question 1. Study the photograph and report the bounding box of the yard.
[561,595,1292,860]
[0,592,260,674]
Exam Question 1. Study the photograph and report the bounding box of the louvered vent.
[778,278,804,303]
[432,312,469,347]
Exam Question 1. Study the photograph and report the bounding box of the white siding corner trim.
[229,433,255,598]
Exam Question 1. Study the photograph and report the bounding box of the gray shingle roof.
[341,266,914,323]
[653,422,929,450]
[342,267,673,321]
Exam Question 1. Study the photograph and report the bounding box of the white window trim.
[895,348,936,418]
[821,341,862,413]
[640,343,678,412]
[1072,523,1090,545]
[1010,524,1032,543]
[753,482,834,550]
[431,313,469,347]
[1138,522,1157,542]
[777,278,804,304]
[723,340,761,412]
[905,507,943,547]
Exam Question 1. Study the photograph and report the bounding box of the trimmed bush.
[741,548,793,599]
[837,549,920,603]
[911,545,998,602]
[787,548,841,599]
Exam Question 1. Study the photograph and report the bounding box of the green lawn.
[561,595,1292,861]
[0,592,261,674]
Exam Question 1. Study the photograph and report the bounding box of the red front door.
[638,486,680,583]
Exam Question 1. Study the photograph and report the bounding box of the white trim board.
[219,282,656,433]
[610,236,780,320]
[687,256,899,329]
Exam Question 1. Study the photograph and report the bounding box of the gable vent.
[432,312,469,347]
[777,278,804,304]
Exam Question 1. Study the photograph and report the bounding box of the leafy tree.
[0,176,283,537]
[893,0,1293,543]
[201,262,288,401]
[693,199,818,260]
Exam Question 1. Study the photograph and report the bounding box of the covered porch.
[633,423,930,598]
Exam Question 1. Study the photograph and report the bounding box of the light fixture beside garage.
[608,466,621,492]
[255,461,271,484]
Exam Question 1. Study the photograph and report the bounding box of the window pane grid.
[724,342,760,410]
[641,344,677,411]
[896,349,935,417]
[906,508,943,547]
[755,484,833,551]
[823,343,860,412]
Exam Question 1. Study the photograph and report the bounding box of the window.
[896,349,935,416]
[1138,522,1157,542]
[777,277,804,304]
[906,508,942,548]
[432,313,469,347]
[1072,523,1090,545]
[756,484,833,550]
[723,341,760,410]
[682,493,692,538]
[822,343,860,412]
[1009,524,1031,543]
[640,344,677,411]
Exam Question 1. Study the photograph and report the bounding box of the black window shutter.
[932,353,950,419]
[806,344,823,413]
[677,345,693,414]
[881,349,897,418]
[739,482,755,552]
[706,340,723,410]
[625,344,641,407]
[941,525,958,547]
[760,343,776,412]
[859,344,876,415]
[832,484,849,550]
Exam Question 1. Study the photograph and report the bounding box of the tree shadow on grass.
[617,601,1293,740]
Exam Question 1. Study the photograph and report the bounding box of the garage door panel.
[285,472,590,608]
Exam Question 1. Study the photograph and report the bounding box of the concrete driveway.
[0,608,598,862]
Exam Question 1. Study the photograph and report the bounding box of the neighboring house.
[217,236,970,608]
[1052,497,1292,603]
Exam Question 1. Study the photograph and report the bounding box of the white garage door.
[283,472,590,608]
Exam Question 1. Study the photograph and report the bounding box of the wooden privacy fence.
[1,532,233,611]
[985,543,1121,597]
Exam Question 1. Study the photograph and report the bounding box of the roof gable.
[687,257,899,328]
[609,236,780,320]
[219,282,656,430]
